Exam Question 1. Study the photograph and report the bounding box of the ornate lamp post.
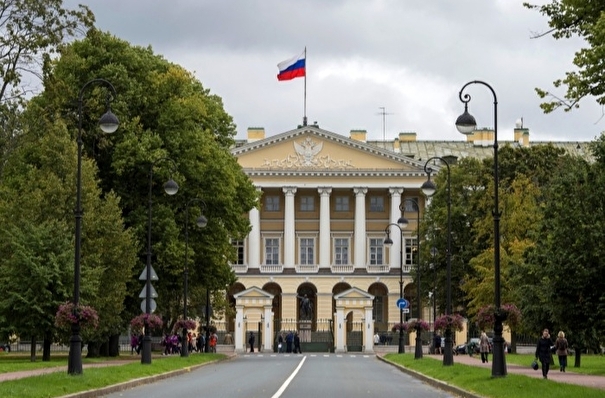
[384,217,405,354]
[142,158,179,365]
[430,246,437,353]
[69,78,119,375]
[181,199,207,357]
[421,157,452,366]
[398,198,422,359]
[456,80,506,377]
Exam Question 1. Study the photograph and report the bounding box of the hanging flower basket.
[434,314,464,332]
[172,319,197,333]
[130,313,163,332]
[475,303,521,330]
[406,319,430,332]
[391,323,407,332]
[55,302,99,331]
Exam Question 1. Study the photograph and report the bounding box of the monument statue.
[297,294,313,320]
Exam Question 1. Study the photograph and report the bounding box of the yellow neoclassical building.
[225,123,589,353]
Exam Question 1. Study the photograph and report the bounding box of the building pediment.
[232,126,426,176]
[233,286,274,299]
[334,287,374,300]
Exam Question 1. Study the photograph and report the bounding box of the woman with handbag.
[555,331,569,372]
[535,328,553,379]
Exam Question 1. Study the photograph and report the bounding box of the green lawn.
[385,353,605,398]
[0,353,225,398]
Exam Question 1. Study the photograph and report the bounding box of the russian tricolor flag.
[277,49,306,81]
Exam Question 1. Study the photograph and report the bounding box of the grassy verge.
[0,353,133,373]
[504,353,605,376]
[385,353,604,398]
[0,353,225,398]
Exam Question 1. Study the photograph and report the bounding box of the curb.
[59,355,236,398]
[376,355,483,398]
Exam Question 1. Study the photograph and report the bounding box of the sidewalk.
[431,353,605,390]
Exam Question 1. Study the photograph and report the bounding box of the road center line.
[271,355,307,398]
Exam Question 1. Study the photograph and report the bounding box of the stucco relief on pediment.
[261,137,354,170]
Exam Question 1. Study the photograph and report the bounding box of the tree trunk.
[86,341,100,358]
[42,331,51,361]
[574,346,582,367]
[108,334,120,357]
[29,335,36,362]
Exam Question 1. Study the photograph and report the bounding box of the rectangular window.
[405,237,418,266]
[335,196,349,212]
[265,238,280,264]
[369,238,384,265]
[232,239,244,265]
[334,238,349,265]
[300,196,315,212]
[300,238,315,264]
[369,196,384,212]
[265,195,280,212]
[403,198,419,212]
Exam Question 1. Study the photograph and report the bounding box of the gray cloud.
[65,0,603,142]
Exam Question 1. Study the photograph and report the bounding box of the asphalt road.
[102,353,457,398]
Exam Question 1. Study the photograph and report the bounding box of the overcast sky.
[64,0,602,143]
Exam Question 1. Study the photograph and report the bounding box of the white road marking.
[271,356,307,398]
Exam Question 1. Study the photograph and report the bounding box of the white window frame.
[333,237,350,265]
[231,239,246,265]
[263,236,281,265]
[368,237,385,265]
[298,236,316,265]
[335,196,350,212]
[265,195,280,212]
[369,196,384,212]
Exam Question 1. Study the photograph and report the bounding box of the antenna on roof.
[377,107,394,142]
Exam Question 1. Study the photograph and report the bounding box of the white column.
[364,306,374,353]
[353,187,367,268]
[283,187,297,267]
[318,187,332,268]
[335,307,345,353]
[248,206,261,268]
[263,306,272,352]
[389,188,404,270]
[235,306,244,353]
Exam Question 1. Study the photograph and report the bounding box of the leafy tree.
[37,29,257,331]
[524,1,605,112]
[0,100,137,359]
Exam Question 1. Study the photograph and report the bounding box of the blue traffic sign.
[396,298,409,310]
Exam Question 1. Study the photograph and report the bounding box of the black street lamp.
[142,158,179,365]
[430,246,437,354]
[181,199,208,357]
[204,288,212,353]
[399,198,422,359]
[69,79,119,375]
[456,80,506,377]
[421,157,453,366]
[384,216,405,354]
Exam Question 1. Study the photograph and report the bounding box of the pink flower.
[172,319,197,333]
[55,302,99,330]
[130,313,163,332]
[434,314,464,332]
[406,319,430,331]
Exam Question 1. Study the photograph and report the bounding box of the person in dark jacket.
[535,328,553,379]
[293,332,302,354]
[286,331,294,353]
[248,332,255,353]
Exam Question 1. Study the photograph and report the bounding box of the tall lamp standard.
[142,158,179,365]
[384,213,405,354]
[429,246,437,353]
[421,156,453,366]
[181,199,208,357]
[69,79,119,375]
[455,80,506,377]
[398,198,422,359]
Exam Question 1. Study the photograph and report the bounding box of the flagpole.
[303,46,307,126]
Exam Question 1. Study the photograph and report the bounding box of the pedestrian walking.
[555,330,569,372]
[293,331,302,354]
[479,332,490,363]
[277,333,284,353]
[248,331,255,353]
[535,328,553,379]
[286,331,294,353]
